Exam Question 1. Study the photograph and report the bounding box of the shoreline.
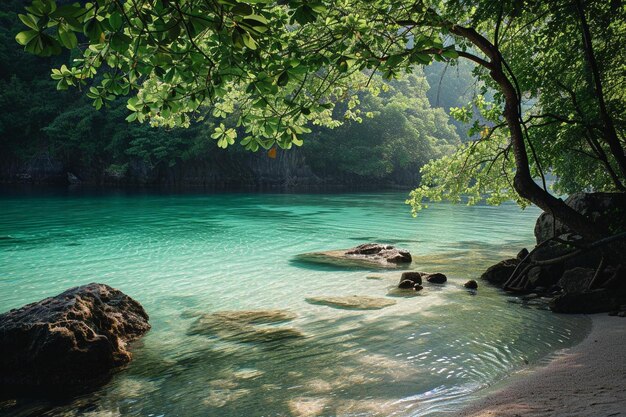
[457,314,626,417]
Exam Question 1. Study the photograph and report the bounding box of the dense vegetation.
[1,0,468,186]
[9,0,626,239]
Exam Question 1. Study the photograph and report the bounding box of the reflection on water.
[0,189,590,416]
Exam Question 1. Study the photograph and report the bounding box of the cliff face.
[0,148,419,189]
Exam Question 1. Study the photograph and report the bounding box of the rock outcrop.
[482,192,626,314]
[481,258,520,284]
[296,243,412,269]
[0,283,150,396]
[534,193,626,244]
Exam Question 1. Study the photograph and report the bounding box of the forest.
[0,0,477,187]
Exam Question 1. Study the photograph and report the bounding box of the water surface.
[0,189,590,416]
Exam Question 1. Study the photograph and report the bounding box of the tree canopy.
[15,0,626,239]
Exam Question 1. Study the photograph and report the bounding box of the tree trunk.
[575,0,626,181]
[449,24,606,242]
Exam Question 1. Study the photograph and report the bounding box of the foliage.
[305,73,459,179]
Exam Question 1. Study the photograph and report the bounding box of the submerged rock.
[188,310,303,343]
[0,283,150,396]
[295,243,411,269]
[305,296,396,310]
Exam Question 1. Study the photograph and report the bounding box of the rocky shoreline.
[481,192,626,314]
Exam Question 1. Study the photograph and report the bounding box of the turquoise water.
[0,189,590,417]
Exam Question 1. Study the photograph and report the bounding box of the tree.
[15,0,626,240]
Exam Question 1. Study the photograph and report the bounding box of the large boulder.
[0,283,150,396]
[534,192,626,244]
[549,289,622,314]
[295,243,412,269]
[480,258,519,284]
[557,268,595,294]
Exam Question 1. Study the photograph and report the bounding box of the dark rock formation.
[550,289,622,314]
[424,273,447,284]
[0,283,150,396]
[534,193,626,244]
[480,192,626,313]
[400,271,423,285]
[398,279,416,289]
[296,243,412,269]
[557,268,595,294]
[345,243,412,263]
[481,258,519,284]
[464,280,478,289]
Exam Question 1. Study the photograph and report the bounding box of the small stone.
[414,285,423,291]
[464,280,478,289]
[425,273,447,284]
[398,280,416,289]
[400,271,423,285]
[619,311,626,318]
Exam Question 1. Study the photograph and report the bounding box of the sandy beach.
[459,314,626,417]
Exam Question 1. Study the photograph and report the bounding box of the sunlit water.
[0,188,590,417]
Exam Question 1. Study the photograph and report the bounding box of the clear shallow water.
[0,188,590,417]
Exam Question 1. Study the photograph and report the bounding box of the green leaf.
[15,30,38,46]
[18,14,39,30]
[276,71,289,86]
[109,12,123,31]
[441,49,459,59]
[58,28,78,49]
[241,32,257,50]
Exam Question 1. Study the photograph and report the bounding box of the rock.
[67,172,81,184]
[550,289,621,313]
[619,311,626,317]
[414,284,424,291]
[345,243,412,264]
[526,266,556,288]
[481,258,519,284]
[400,271,423,285]
[188,310,303,343]
[517,248,529,260]
[424,272,447,284]
[534,192,626,244]
[558,267,595,294]
[464,280,478,289]
[398,280,416,289]
[295,243,411,269]
[0,283,150,395]
[305,296,396,310]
